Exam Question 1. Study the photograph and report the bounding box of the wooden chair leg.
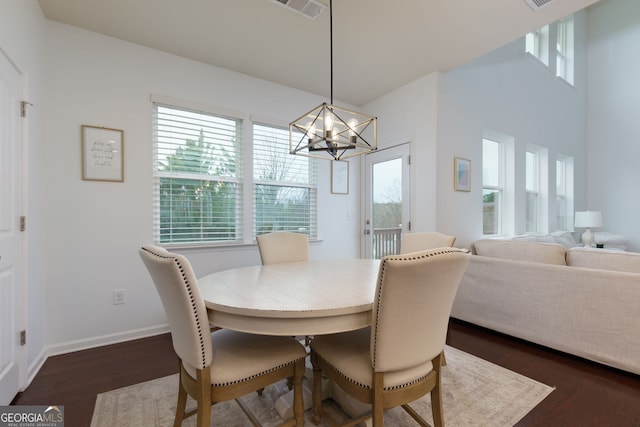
[196,368,212,427]
[196,403,211,427]
[174,374,188,427]
[431,356,444,427]
[431,387,444,427]
[292,359,305,426]
[311,353,323,425]
[372,372,384,427]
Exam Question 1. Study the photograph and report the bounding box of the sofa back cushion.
[567,247,640,273]
[509,232,577,249]
[472,239,567,265]
[550,231,578,249]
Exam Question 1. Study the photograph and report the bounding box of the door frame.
[360,142,412,258]
[0,45,25,404]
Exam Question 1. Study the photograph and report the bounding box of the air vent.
[524,0,554,11]
[271,0,326,20]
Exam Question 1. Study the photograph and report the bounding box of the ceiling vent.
[524,0,554,11]
[271,0,326,20]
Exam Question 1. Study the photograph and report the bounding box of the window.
[525,25,549,66]
[525,16,575,86]
[152,98,317,245]
[525,150,539,233]
[556,16,574,85]
[556,156,574,231]
[253,123,317,236]
[153,103,243,244]
[482,138,503,235]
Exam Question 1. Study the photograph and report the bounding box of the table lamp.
[574,211,603,247]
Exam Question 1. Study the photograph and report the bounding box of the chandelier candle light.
[574,210,603,248]
[289,0,377,161]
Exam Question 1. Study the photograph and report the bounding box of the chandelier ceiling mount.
[289,0,377,161]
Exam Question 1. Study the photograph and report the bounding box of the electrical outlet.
[113,289,125,305]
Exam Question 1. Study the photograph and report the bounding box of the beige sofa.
[451,239,640,375]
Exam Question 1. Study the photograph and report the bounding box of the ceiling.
[38,0,600,107]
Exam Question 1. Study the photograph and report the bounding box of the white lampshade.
[574,211,603,248]
[574,211,603,228]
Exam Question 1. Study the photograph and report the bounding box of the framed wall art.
[454,157,471,192]
[81,125,124,182]
[331,160,349,194]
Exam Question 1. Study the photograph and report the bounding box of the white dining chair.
[256,231,312,347]
[256,231,309,265]
[139,245,306,427]
[310,247,470,427]
[400,231,456,254]
[400,231,458,367]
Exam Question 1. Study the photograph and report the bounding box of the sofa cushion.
[550,231,578,249]
[511,234,556,244]
[472,239,567,265]
[567,247,640,273]
[509,232,577,249]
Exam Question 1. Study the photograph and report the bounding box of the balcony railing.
[372,227,402,259]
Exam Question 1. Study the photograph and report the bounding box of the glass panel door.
[363,144,411,259]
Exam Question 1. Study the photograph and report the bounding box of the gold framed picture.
[454,157,470,192]
[81,125,124,182]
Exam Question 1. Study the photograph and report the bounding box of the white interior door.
[0,47,23,405]
[363,143,411,259]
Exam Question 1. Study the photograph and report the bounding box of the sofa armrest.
[567,247,640,273]
[451,255,640,375]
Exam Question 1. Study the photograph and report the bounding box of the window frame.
[525,25,550,66]
[252,121,318,238]
[524,16,575,86]
[482,137,504,236]
[555,155,574,231]
[151,95,318,247]
[556,16,575,85]
[525,149,540,233]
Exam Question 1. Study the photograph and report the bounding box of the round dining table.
[198,258,381,336]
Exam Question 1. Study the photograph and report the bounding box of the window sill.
[159,238,324,253]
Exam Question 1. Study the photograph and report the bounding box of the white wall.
[363,74,439,234]
[42,21,362,354]
[6,0,637,379]
[363,14,590,250]
[435,15,589,249]
[586,0,640,252]
[0,0,48,385]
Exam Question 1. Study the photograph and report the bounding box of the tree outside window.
[153,102,316,245]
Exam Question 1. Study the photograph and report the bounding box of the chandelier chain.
[288,0,377,161]
[329,0,333,104]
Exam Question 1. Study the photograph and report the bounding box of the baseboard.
[24,347,48,390]
[46,324,171,357]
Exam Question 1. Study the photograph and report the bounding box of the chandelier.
[289,0,377,161]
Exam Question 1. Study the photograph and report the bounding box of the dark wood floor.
[11,319,640,427]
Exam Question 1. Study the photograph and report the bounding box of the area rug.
[90,345,554,427]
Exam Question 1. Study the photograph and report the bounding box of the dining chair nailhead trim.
[212,358,305,387]
[314,353,429,391]
[142,246,208,370]
[372,247,462,367]
[176,258,208,370]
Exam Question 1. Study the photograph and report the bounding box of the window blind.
[253,123,317,237]
[153,103,243,244]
